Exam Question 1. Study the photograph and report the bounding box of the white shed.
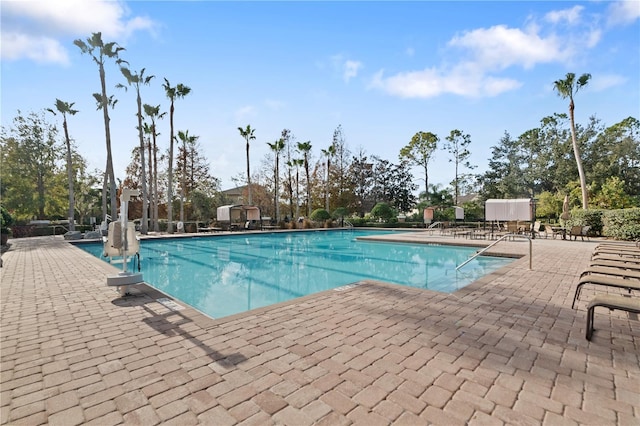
[216,205,261,222]
[485,199,533,221]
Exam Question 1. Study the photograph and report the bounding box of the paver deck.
[1,232,638,425]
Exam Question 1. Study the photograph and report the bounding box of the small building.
[216,205,261,230]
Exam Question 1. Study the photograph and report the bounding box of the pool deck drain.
[1,232,638,425]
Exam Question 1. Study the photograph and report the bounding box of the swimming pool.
[78,229,513,319]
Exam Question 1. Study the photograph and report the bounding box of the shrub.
[566,209,604,236]
[1,205,14,234]
[602,208,640,240]
[370,202,395,222]
[310,208,331,221]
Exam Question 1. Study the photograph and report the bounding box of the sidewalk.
[1,234,638,425]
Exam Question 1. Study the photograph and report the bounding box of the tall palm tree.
[74,32,124,221]
[267,138,285,222]
[117,66,154,234]
[297,141,312,216]
[238,125,256,205]
[143,104,166,232]
[47,99,78,231]
[176,130,198,224]
[287,159,305,220]
[554,72,591,209]
[142,122,155,230]
[162,79,191,233]
[321,144,336,212]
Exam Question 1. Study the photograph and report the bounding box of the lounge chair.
[580,266,640,280]
[572,274,640,308]
[586,294,640,340]
[589,259,640,272]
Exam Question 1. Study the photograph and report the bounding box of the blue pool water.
[78,229,513,319]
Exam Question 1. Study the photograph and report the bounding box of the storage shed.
[485,199,533,221]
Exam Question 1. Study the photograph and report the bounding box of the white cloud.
[369,65,521,99]
[343,60,362,82]
[448,25,568,70]
[545,5,584,25]
[0,31,69,64]
[607,0,640,26]
[330,54,363,82]
[589,74,627,91]
[0,0,156,64]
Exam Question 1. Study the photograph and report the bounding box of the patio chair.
[572,274,640,309]
[586,294,640,340]
[569,225,590,241]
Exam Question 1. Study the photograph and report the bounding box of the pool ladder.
[456,233,532,271]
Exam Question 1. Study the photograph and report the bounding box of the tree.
[47,99,78,231]
[74,32,124,221]
[0,111,63,220]
[267,138,285,222]
[321,144,336,212]
[143,104,166,231]
[117,66,154,233]
[399,131,438,200]
[238,125,256,205]
[349,148,374,216]
[371,202,394,222]
[330,125,352,209]
[444,129,475,205]
[163,79,191,233]
[479,131,529,199]
[554,72,591,209]
[297,141,312,216]
[176,129,198,222]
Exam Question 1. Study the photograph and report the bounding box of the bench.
[586,294,640,340]
[572,275,640,309]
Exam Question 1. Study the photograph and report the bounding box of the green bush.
[1,205,14,234]
[310,208,331,221]
[566,209,604,236]
[370,202,395,222]
[602,208,640,240]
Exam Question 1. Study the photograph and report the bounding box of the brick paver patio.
[1,232,638,425]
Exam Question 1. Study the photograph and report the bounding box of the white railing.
[456,233,532,271]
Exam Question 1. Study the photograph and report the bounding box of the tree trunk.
[152,127,160,232]
[246,141,252,205]
[167,102,175,233]
[98,63,117,220]
[147,132,154,231]
[63,118,75,231]
[325,159,330,212]
[569,101,589,209]
[136,91,149,234]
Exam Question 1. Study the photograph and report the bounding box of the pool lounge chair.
[572,274,640,309]
[589,259,640,272]
[586,294,640,340]
[580,266,640,280]
[569,225,590,241]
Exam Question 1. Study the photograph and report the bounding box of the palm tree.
[47,99,78,231]
[74,32,124,221]
[321,144,336,212]
[267,138,285,222]
[238,125,256,205]
[297,141,312,216]
[176,130,198,224]
[162,79,191,233]
[117,67,154,234]
[288,158,304,219]
[554,72,591,209]
[143,104,166,232]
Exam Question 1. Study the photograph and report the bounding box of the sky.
[1,0,639,193]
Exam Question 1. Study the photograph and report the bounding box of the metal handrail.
[456,233,532,271]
